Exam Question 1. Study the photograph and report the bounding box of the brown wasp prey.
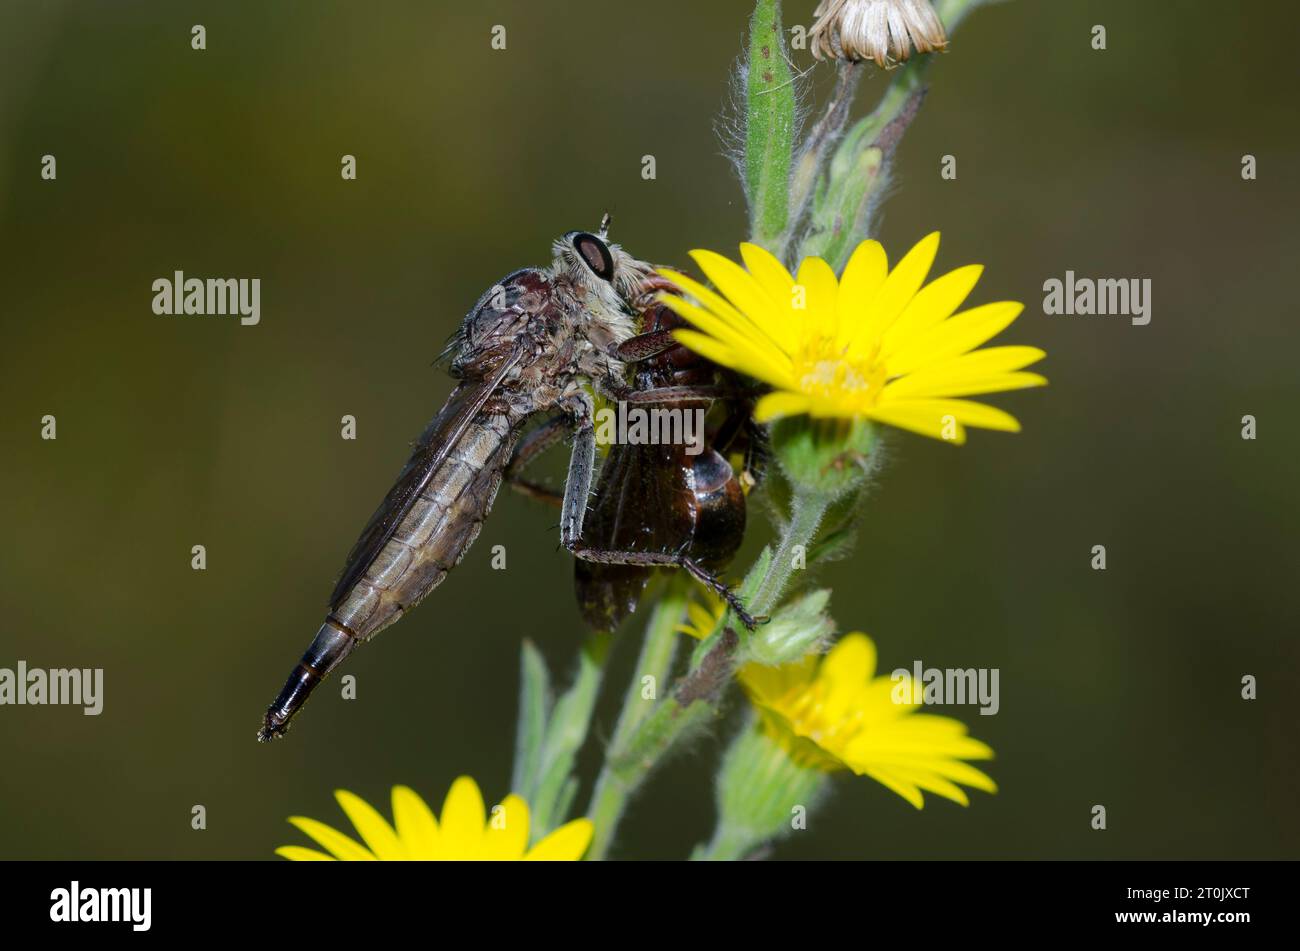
[258,218,757,741]
[569,299,766,632]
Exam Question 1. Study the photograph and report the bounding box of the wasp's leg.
[628,273,684,310]
[613,329,678,363]
[567,541,761,630]
[504,412,568,507]
[712,403,769,489]
[597,379,739,406]
[740,418,770,487]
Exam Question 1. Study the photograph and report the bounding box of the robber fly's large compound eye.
[572,232,615,282]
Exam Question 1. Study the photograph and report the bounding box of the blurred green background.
[1,0,1296,860]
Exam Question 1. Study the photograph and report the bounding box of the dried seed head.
[810,0,948,68]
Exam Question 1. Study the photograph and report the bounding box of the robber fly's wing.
[574,441,695,631]
[329,350,522,609]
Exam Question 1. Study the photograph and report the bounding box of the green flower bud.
[699,718,829,860]
[771,414,879,503]
[738,588,835,668]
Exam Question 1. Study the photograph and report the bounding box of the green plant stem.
[750,491,830,618]
[584,578,688,860]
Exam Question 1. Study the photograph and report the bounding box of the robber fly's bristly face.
[556,228,655,313]
[552,228,654,355]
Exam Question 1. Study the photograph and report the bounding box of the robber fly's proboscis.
[258,220,757,741]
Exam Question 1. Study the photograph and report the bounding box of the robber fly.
[258,218,755,741]
[568,299,766,632]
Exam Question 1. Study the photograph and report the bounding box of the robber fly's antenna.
[598,212,612,239]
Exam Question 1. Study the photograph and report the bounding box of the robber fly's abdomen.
[259,414,516,740]
[335,414,515,636]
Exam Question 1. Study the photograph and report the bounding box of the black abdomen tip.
[257,621,355,743]
[256,715,288,743]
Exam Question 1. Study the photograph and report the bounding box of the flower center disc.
[796,341,887,407]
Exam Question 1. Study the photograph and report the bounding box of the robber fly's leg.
[504,413,568,507]
[568,542,762,630]
[559,391,597,549]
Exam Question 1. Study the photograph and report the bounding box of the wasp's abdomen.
[687,448,746,570]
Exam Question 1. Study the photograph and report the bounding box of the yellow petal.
[913,758,998,793]
[851,231,940,348]
[850,719,998,761]
[920,399,1022,432]
[739,653,820,705]
[481,794,532,860]
[656,270,790,363]
[677,601,718,639]
[878,264,983,356]
[869,671,921,713]
[524,818,594,861]
[657,290,791,377]
[438,776,486,859]
[334,789,405,860]
[275,846,336,862]
[863,767,925,809]
[795,255,841,339]
[690,249,796,351]
[392,785,439,859]
[882,371,1047,401]
[670,326,791,386]
[286,816,377,861]
[739,242,796,287]
[886,301,1024,375]
[866,402,967,444]
[886,766,971,806]
[753,391,814,422]
[884,346,1046,397]
[836,239,889,344]
[821,633,877,685]
[739,242,799,331]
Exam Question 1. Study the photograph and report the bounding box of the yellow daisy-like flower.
[276,776,594,861]
[739,633,997,808]
[657,232,1047,444]
[678,595,995,808]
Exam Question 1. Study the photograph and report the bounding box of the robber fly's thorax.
[450,255,643,412]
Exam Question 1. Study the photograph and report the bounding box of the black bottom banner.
[2,859,1281,938]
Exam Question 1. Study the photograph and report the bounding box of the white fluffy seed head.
[811,0,949,68]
